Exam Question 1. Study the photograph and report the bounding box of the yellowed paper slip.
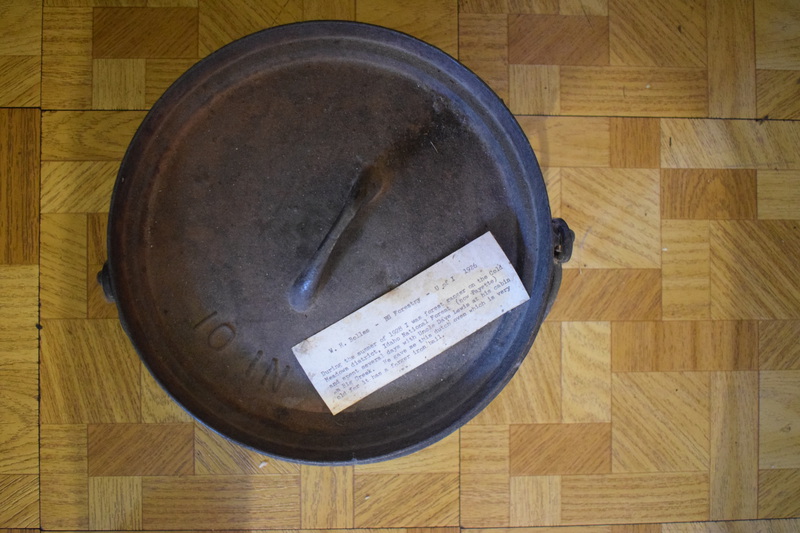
[292,232,530,414]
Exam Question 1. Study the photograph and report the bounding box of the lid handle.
[97,262,116,303]
[552,218,574,264]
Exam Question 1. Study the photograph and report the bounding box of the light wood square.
[0,1,42,56]
[357,0,458,57]
[756,0,800,70]
[612,372,709,473]
[760,371,800,469]
[562,168,660,269]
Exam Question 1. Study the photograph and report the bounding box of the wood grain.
[609,0,706,67]
[0,366,38,427]
[561,322,611,423]
[510,423,611,475]
[0,1,41,56]
[0,265,39,368]
[41,319,141,424]
[710,371,758,520]
[0,56,40,107]
[612,372,709,473]
[710,220,800,319]
[39,214,86,319]
[88,423,194,476]
[356,432,459,474]
[561,472,709,524]
[519,116,610,167]
[144,58,196,106]
[665,519,800,533]
[662,118,800,169]
[510,64,559,114]
[509,476,560,526]
[302,0,355,20]
[354,473,459,527]
[509,14,608,66]
[93,7,198,58]
[41,161,117,213]
[562,168,660,269]
[300,465,354,528]
[661,219,710,320]
[93,58,146,109]
[707,0,756,118]
[461,473,509,527]
[0,109,39,265]
[560,0,606,15]
[140,363,192,423]
[194,422,298,475]
[0,424,37,475]
[755,0,800,70]
[42,7,92,57]
[142,475,301,529]
[40,425,87,476]
[757,170,800,219]
[42,111,146,160]
[661,169,757,219]
[471,321,561,424]
[0,475,38,528]
[760,371,800,470]
[461,424,509,474]
[560,67,708,117]
[41,55,92,109]
[610,117,660,169]
[759,469,800,519]
[458,14,508,100]
[356,0,458,58]
[88,477,142,530]
[87,213,116,319]
[41,473,87,529]
[757,70,800,120]
[548,269,661,321]
[760,321,800,370]
[199,0,301,57]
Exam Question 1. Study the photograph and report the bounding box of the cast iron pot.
[100,21,574,464]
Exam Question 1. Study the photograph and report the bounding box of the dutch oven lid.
[104,21,566,464]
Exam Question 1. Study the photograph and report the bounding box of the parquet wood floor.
[1,0,799,531]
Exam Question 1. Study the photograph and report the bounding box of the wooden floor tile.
[710,220,800,319]
[461,473,510,527]
[0,366,38,428]
[302,0,355,20]
[760,371,800,470]
[354,473,459,527]
[510,423,611,475]
[561,472,709,524]
[662,118,800,169]
[707,0,756,118]
[0,424,37,475]
[509,14,609,66]
[88,423,194,476]
[609,0,706,67]
[610,117,660,169]
[661,219,710,320]
[0,475,38,528]
[459,14,508,100]
[560,0,607,15]
[0,1,41,56]
[41,55,93,110]
[41,161,116,214]
[759,469,800,519]
[509,475,560,526]
[509,64,560,114]
[356,0,458,58]
[0,56,40,107]
[0,109,39,265]
[93,7,198,59]
[562,168,660,269]
[356,432,459,475]
[611,321,757,372]
[561,322,611,423]
[198,0,301,57]
[194,422,298,475]
[88,477,142,530]
[664,520,800,533]
[144,58,197,106]
[300,465,354,528]
[40,473,87,529]
[42,7,92,57]
[757,70,800,120]
[560,66,707,117]
[40,425,87,476]
[612,372,709,473]
[509,0,560,13]
[141,475,301,529]
[42,111,145,160]
[755,0,800,70]
[760,321,800,370]
[471,321,561,424]
[661,169,757,219]
[543,167,561,218]
[41,319,141,424]
[710,371,758,520]
[140,363,192,423]
[39,214,86,319]
[548,269,661,321]
[87,213,116,319]
[520,116,610,167]
[461,424,509,474]
[0,265,39,368]
[93,58,146,109]
[757,170,800,220]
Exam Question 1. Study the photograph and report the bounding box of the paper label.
[292,232,530,414]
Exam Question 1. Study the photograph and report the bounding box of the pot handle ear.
[97,262,116,303]
[543,218,574,317]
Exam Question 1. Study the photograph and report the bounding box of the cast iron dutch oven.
[100,21,574,464]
